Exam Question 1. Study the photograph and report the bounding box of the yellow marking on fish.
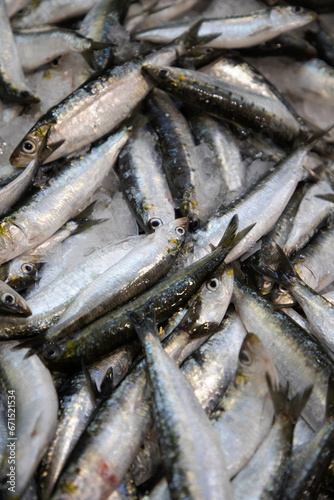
[61,481,78,494]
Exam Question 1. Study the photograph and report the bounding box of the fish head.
[236,333,279,390]
[6,257,40,291]
[10,123,56,168]
[0,281,32,317]
[270,5,317,28]
[162,217,189,253]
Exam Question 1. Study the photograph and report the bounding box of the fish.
[134,6,317,49]
[0,341,58,498]
[10,22,214,167]
[130,312,233,500]
[211,332,279,479]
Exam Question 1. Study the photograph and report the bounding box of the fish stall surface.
[1,0,334,499]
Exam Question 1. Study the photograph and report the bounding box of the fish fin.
[251,243,297,288]
[315,193,334,203]
[81,360,99,407]
[214,216,255,253]
[175,19,221,52]
[266,373,313,424]
[326,371,334,420]
[82,41,116,70]
[10,335,46,358]
[100,366,114,397]
[293,123,334,151]
[128,310,158,343]
[213,214,239,251]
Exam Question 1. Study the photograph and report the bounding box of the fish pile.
[0,0,334,498]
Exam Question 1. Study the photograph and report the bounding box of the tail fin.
[266,373,313,424]
[212,215,255,254]
[250,244,297,288]
[128,310,158,344]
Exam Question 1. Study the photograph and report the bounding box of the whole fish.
[130,313,233,500]
[38,343,140,500]
[49,264,238,499]
[142,64,309,146]
[180,137,315,266]
[134,6,316,48]
[147,89,201,229]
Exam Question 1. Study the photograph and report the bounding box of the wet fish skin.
[259,244,334,360]
[284,372,334,500]
[11,0,98,28]
[211,332,279,479]
[147,89,200,229]
[0,341,58,498]
[49,272,232,500]
[0,0,39,105]
[130,312,234,500]
[115,122,175,232]
[232,381,312,500]
[14,26,113,73]
[79,0,132,71]
[180,139,313,267]
[0,235,143,341]
[142,63,306,146]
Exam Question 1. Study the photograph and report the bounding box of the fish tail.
[10,335,47,358]
[266,373,313,423]
[128,310,158,343]
[251,244,297,288]
[82,41,115,69]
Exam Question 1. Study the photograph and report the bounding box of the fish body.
[130,313,233,500]
[134,7,316,48]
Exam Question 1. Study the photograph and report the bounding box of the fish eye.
[206,277,219,291]
[51,57,61,68]
[43,345,60,362]
[1,293,15,305]
[239,350,252,366]
[189,218,200,231]
[21,140,36,154]
[21,263,35,275]
[159,69,168,79]
[148,217,163,230]
[175,226,185,236]
[292,6,302,13]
